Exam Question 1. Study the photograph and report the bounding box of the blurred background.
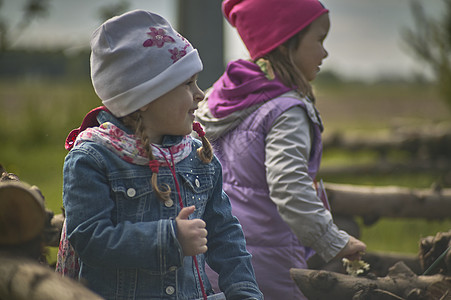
[1,0,450,264]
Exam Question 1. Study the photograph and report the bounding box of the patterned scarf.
[74,121,193,165]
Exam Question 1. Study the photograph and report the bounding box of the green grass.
[1,79,99,209]
[357,218,451,254]
[1,79,99,264]
[1,78,450,264]
[314,81,451,132]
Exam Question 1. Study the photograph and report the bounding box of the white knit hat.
[90,10,203,117]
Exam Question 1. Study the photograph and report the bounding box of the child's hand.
[335,236,367,261]
[176,206,208,256]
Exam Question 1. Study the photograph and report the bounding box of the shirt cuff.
[310,222,350,262]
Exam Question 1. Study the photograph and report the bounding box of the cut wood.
[323,125,451,159]
[0,181,46,245]
[308,251,422,277]
[0,254,103,300]
[45,213,64,247]
[319,160,451,176]
[325,183,451,220]
[291,261,451,300]
[362,251,421,277]
[419,230,451,276]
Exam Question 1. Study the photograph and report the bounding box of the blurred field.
[1,78,450,262]
[316,81,451,131]
[0,79,99,212]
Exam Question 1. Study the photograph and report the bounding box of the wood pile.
[295,231,451,300]
[291,262,451,300]
[0,165,103,299]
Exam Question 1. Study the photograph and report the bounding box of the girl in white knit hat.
[57,10,262,300]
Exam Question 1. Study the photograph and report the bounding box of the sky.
[1,0,445,81]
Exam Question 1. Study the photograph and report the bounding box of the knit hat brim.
[102,50,202,117]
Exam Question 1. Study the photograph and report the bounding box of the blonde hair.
[192,122,214,164]
[121,111,213,201]
[259,26,315,102]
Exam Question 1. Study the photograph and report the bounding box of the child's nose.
[194,86,205,102]
[323,47,328,59]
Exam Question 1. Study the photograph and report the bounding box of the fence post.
[177,0,224,90]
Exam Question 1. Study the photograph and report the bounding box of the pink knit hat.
[223,0,328,60]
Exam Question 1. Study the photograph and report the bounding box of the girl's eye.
[186,79,196,86]
[185,75,198,87]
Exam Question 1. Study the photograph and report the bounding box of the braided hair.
[121,113,213,201]
[121,111,170,201]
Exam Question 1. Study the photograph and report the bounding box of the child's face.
[293,13,330,81]
[139,74,204,144]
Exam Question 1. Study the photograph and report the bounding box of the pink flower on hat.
[143,27,175,48]
[169,47,187,62]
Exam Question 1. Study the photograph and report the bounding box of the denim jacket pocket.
[110,176,153,223]
[178,165,215,217]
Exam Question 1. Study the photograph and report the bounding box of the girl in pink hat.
[196,0,367,299]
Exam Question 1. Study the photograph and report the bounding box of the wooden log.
[45,213,64,248]
[308,251,422,277]
[0,168,64,249]
[363,252,422,277]
[319,159,451,176]
[323,125,451,159]
[0,166,65,249]
[291,261,451,300]
[0,254,103,300]
[325,183,451,220]
[0,181,46,245]
[419,230,451,276]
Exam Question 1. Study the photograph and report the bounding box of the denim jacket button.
[165,286,175,295]
[126,188,136,197]
[195,178,200,187]
[164,199,174,207]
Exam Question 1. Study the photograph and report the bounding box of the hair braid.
[192,122,213,163]
[121,112,171,202]
[198,135,213,163]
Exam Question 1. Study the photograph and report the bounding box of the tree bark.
[308,251,422,277]
[0,254,103,300]
[419,230,451,276]
[325,183,451,220]
[319,160,451,176]
[291,262,451,300]
[45,213,64,247]
[323,126,451,159]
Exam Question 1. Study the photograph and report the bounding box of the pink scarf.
[74,121,193,165]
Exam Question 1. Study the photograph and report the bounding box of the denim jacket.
[63,111,262,300]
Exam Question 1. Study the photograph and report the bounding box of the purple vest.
[211,96,322,300]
